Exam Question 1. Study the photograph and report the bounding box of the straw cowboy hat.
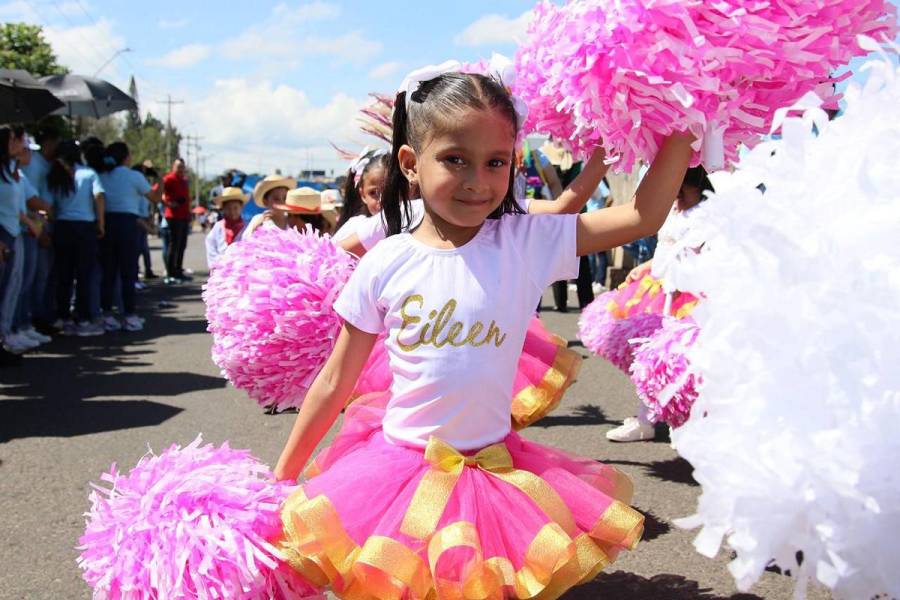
[273,187,338,226]
[212,187,249,208]
[252,175,297,208]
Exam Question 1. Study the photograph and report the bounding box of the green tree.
[0,23,67,76]
[122,113,181,172]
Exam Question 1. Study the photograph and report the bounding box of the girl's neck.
[412,204,483,249]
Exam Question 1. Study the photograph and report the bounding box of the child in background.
[274,68,693,598]
[333,148,388,243]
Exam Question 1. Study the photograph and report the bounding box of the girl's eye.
[442,156,464,166]
[488,159,507,168]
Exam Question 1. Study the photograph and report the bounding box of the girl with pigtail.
[333,148,389,243]
[273,65,694,599]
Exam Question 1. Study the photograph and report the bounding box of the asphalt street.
[0,232,830,600]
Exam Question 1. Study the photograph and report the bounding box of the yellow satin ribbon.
[400,437,577,541]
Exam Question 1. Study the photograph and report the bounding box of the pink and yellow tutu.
[355,317,582,431]
[279,393,643,600]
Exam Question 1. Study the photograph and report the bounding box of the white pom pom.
[671,54,900,600]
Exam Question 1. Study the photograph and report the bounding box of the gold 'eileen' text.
[396,294,507,352]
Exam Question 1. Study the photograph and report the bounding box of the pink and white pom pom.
[78,436,319,599]
[515,0,898,171]
[578,292,663,372]
[203,227,357,412]
[630,317,701,428]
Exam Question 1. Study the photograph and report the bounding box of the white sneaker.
[21,326,51,344]
[134,281,147,291]
[606,417,656,442]
[3,333,37,354]
[123,315,144,332]
[591,282,606,295]
[102,315,122,332]
[75,321,105,337]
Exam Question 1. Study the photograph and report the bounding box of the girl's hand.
[97,221,105,239]
[627,261,652,283]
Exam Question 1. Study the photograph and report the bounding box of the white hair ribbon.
[399,60,462,109]
[350,147,388,186]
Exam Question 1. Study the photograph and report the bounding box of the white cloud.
[183,78,364,176]
[147,43,211,69]
[368,61,402,80]
[454,12,531,47]
[220,2,380,66]
[158,18,189,29]
[43,18,128,79]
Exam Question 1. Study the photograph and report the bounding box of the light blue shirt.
[0,166,25,237]
[22,152,50,201]
[137,196,150,218]
[52,166,104,222]
[100,166,151,215]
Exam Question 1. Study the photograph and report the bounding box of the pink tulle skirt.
[280,393,643,600]
[354,317,582,430]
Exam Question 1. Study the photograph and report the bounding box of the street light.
[93,48,133,77]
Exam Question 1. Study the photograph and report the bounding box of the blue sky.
[4,0,898,177]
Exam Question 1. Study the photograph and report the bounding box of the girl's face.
[222,200,242,221]
[359,165,385,215]
[8,133,24,157]
[399,107,514,230]
[264,187,289,208]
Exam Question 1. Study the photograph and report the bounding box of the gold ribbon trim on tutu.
[400,437,577,541]
[590,500,644,551]
[511,336,583,430]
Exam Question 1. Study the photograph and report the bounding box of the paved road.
[0,232,829,600]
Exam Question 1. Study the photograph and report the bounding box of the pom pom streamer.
[670,52,900,599]
[578,295,663,372]
[203,227,357,411]
[515,0,898,172]
[77,436,319,599]
[630,317,700,428]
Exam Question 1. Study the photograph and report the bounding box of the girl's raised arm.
[576,133,693,256]
[273,323,378,481]
[527,148,610,215]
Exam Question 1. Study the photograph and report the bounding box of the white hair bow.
[349,147,388,185]
[398,60,462,109]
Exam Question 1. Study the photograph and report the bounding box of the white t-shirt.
[334,212,578,451]
[651,202,709,292]
[332,214,370,243]
[354,198,532,251]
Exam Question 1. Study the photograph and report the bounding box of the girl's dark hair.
[381,72,523,236]
[105,142,129,168]
[338,150,389,227]
[682,166,713,195]
[0,125,25,184]
[47,139,82,197]
[81,137,108,173]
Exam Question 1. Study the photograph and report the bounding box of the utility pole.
[156,95,183,166]
[184,134,204,206]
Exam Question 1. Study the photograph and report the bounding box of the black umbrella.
[39,73,137,118]
[0,69,65,123]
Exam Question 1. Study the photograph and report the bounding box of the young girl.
[98,142,162,332]
[242,175,296,237]
[333,148,388,243]
[271,186,336,234]
[48,140,106,337]
[273,70,693,598]
[204,187,248,268]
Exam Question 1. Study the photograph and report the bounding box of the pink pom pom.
[77,436,318,599]
[630,318,701,428]
[515,0,898,171]
[203,227,357,411]
[578,291,663,372]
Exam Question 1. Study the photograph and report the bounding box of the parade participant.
[332,148,388,243]
[242,174,296,237]
[273,68,693,598]
[204,187,247,268]
[268,186,336,234]
[47,141,106,337]
[97,142,162,332]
